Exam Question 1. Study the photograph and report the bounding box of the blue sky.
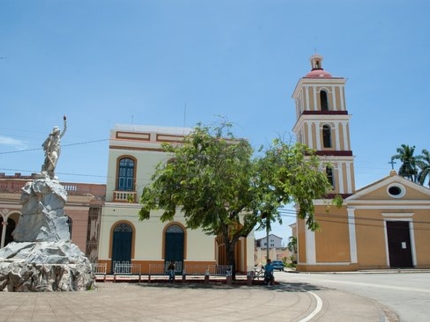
[1,1,429,241]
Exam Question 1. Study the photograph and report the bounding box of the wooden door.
[387,221,413,268]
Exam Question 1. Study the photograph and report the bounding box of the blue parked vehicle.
[271,260,284,271]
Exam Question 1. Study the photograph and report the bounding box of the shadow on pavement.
[132,281,326,293]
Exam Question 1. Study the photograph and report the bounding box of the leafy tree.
[417,149,430,187]
[391,144,418,182]
[139,122,340,277]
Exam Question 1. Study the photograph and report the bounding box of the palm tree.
[287,236,297,266]
[287,236,297,254]
[391,144,418,182]
[417,149,430,187]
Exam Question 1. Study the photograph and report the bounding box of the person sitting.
[167,261,175,283]
[264,259,275,285]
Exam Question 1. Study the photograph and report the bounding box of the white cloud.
[0,136,28,150]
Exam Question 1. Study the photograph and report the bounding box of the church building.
[293,54,430,271]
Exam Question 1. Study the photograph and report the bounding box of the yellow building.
[97,125,254,274]
[293,55,430,272]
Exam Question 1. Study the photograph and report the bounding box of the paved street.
[275,270,430,322]
[0,278,395,322]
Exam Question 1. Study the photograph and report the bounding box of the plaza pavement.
[0,279,398,322]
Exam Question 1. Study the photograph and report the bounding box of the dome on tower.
[304,54,332,79]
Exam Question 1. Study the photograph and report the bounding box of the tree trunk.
[226,241,236,280]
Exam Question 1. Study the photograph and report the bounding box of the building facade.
[97,125,254,274]
[293,55,430,271]
[0,173,105,262]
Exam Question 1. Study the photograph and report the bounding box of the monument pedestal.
[0,175,95,292]
[0,241,95,292]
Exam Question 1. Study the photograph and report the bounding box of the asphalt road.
[275,270,430,322]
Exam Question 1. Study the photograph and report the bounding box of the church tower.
[292,54,355,196]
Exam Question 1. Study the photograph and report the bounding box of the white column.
[409,221,417,266]
[335,123,340,150]
[337,162,344,194]
[315,122,321,150]
[313,85,318,111]
[305,86,310,111]
[347,207,357,263]
[340,86,345,110]
[305,227,316,264]
[342,122,349,150]
[1,217,7,249]
[298,94,302,114]
[346,161,353,193]
[300,92,304,113]
[332,86,337,111]
[307,122,313,148]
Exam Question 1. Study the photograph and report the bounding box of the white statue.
[41,116,67,178]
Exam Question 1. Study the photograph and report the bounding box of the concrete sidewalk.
[0,281,397,322]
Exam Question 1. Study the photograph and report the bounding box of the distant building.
[254,234,290,264]
[256,234,283,248]
[0,173,105,262]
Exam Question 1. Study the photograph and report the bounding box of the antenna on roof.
[131,115,134,125]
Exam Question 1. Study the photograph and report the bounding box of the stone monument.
[0,116,95,291]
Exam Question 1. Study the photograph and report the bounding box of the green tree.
[139,122,340,277]
[417,149,430,187]
[287,236,298,266]
[287,236,297,254]
[391,144,418,182]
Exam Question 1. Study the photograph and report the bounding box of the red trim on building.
[302,110,348,115]
[314,151,353,157]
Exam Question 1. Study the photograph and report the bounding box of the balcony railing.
[113,190,137,203]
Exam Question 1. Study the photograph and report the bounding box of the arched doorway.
[164,224,184,273]
[111,222,133,273]
[0,218,16,247]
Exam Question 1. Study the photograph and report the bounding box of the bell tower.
[292,54,355,196]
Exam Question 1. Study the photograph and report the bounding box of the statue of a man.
[41,116,67,178]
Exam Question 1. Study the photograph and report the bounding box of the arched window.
[117,157,135,191]
[320,90,329,111]
[326,166,334,188]
[322,125,332,148]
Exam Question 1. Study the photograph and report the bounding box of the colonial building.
[293,55,430,271]
[97,125,254,274]
[0,173,105,262]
